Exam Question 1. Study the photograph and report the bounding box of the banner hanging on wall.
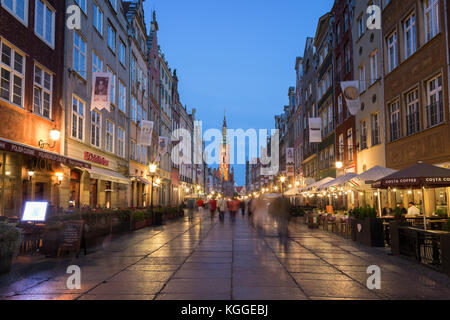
[309,118,322,143]
[139,121,154,146]
[341,81,361,116]
[91,72,112,112]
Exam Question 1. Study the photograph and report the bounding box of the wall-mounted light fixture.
[55,172,63,185]
[28,171,35,181]
[39,127,61,149]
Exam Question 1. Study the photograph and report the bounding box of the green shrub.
[445,220,450,232]
[435,208,448,218]
[132,211,146,222]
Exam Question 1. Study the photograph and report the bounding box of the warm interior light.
[28,171,35,177]
[336,161,343,169]
[50,129,61,141]
[156,178,161,184]
[280,176,286,183]
[295,181,300,186]
[55,172,63,181]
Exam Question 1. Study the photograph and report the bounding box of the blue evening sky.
[144,0,334,186]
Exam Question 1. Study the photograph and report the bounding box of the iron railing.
[399,227,443,271]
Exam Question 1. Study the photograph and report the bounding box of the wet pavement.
[1,209,450,300]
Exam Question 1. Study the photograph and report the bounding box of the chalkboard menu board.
[58,221,84,256]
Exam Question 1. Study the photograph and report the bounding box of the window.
[338,134,344,161]
[357,16,364,38]
[406,89,420,135]
[92,51,102,73]
[1,0,28,24]
[118,80,126,113]
[35,0,54,47]
[0,42,24,107]
[369,50,378,85]
[387,32,398,72]
[389,101,401,141]
[106,120,114,153]
[117,127,125,158]
[358,64,365,93]
[344,44,351,74]
[130,139,136,161]
[74,0,86,12]
[107,67,115,105]
[33,64,52,118]
[424,0,439,42]
[336,55,342,81]
[347,129,353,162]
[344,9,349,32]
[336,24,341,45]
[91,110,101,147]
[73,32,86,78]
[93,2,103,35]
[371,113,380,146]
[338,94,343,124]
[404,14,416,59]
[360,120,367,150]
[137,104,142,123]
[426,75,443,127]
[119,40,126,65]
[107,24,116,51]
[131,96,137,122]
[72,95,84,140]
[108,0,116,11]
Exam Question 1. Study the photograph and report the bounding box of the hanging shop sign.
[138,120,154,146]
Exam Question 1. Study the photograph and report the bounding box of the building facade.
[382,0,450,213]
[333,0,357,176]
[0,0,71,217]
[314,13,336,180]
[353,0,386,174]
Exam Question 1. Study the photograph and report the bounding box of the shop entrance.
[70,170,81,208]
[90,179,98,209]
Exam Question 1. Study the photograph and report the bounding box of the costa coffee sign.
[84,152,109,166]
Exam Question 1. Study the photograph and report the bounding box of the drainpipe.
[377,0,387,168]
[444,0,450,121]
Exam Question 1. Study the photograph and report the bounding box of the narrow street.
[1,210,450,300]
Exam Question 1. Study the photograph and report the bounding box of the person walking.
[218,198,227,222]
[209,198,217,220]
[240,199,246,217]
[187,199,195,222]
[228,198,239,223]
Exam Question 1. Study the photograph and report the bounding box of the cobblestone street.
[1,210,450,300]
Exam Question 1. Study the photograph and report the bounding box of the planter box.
[389,221,413,255]
[133,220,147,230]
[352,218,384,247]
[0,250,13,274]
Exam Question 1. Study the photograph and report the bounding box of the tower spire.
[223,109,227,128]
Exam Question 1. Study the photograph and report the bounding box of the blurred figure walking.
[218,198,227,222]
[209,198,217,220]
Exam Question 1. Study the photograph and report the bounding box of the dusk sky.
[144,0,335,186]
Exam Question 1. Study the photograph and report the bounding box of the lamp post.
[149,163,158,224]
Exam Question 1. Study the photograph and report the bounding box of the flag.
[158,137,169,155]
[91,72,112,111]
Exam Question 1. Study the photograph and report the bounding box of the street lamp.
[336,161,343,169]
[279,176,286,197]
[39,127,61,149]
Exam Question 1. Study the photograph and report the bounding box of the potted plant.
[435,208,448,219]
[132,210,147,230]
[0,223,22,274]
[351,206,384,247]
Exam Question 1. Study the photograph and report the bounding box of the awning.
[87,166,130,185]
[131,176,150,185]
[0,137,91,169]
[349,166,397,189]
[284,188,300,196]
[318,173,358,191]
[373,162,450,189]
[301,177,334,192]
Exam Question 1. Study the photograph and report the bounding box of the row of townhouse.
[272,0,450,210]
[0,0,206,218]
